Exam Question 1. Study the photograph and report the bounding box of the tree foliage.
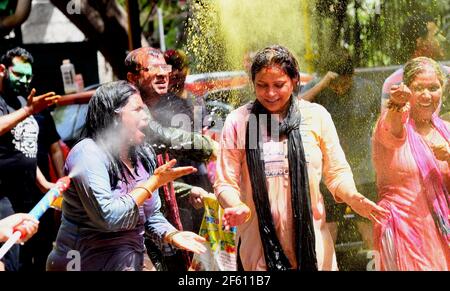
[312,0,450,68]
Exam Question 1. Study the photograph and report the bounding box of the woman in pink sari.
[373,57,450,271]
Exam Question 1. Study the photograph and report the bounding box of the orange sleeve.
[213,112,245,200]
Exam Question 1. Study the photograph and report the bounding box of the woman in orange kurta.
[214,45,387,271]
[373,57,450,271]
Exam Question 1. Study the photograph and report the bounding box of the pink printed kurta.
[214,99,358,270]
[373,114,450,271]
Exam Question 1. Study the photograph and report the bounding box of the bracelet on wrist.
[133,186,152,198]
[387,100,407,112]
[166,230,181,245]
[236,202,251,223]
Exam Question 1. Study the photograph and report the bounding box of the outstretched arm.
[299,72,338,102]
[0,89,59,136]
[383,83,411,138]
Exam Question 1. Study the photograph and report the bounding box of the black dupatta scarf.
[245,97,318,271]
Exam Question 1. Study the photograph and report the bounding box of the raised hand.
[25,89,60,115]
[389,82,412,105]
[152,159,197,188]
[322,71,339,87]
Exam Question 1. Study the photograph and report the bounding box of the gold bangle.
[134,186,152,198]
[387,100,406,112]
[236,202,251,223]
[165,230,181,245]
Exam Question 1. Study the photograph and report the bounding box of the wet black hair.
[85,81,137,139]
[0,47,34,67]
[250,45,300,90]
[84,81,156,187]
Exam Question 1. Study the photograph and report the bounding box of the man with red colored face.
[125,47,215,270]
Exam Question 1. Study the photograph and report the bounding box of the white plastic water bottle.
[60,59,77,94]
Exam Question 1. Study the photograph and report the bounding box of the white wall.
[21,0,113,83]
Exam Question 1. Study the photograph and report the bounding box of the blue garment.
[46,139,175,271]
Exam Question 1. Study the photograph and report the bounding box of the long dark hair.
[246,45,317,270]
[250,45,300,93]
[84,81,156,187]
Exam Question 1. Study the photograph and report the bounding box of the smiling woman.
[373,57,450,271]
[214,45,387,271]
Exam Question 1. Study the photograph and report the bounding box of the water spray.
[0,176,71,260]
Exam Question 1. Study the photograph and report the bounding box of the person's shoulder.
[227,102,252,120]
[300,98,334,123]
[68,138,104,161]
[298,98,328,114]
[221,102,253,132]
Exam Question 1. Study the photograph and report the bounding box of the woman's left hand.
[169,231,207,254]
[348,195,389,225]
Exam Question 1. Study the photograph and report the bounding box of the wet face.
[254,65,296,115]
[119,93,149,145]
[409,67,443,122]
[135,53,171,103]
[5,57,33,97]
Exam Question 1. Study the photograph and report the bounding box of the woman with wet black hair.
[214,45,387,271]
[47,81,206,271]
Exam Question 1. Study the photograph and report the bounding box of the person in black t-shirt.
[0,47,59,271]
[18,108,65,271]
